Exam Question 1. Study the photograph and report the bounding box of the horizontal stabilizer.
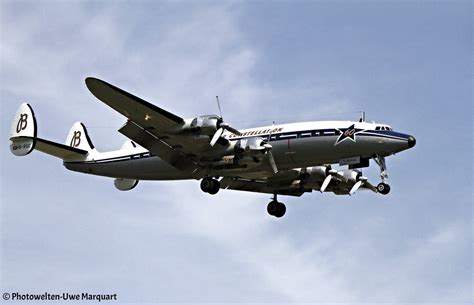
[10,103,92,161]
[12,136,88,160]
[36,137,88,159]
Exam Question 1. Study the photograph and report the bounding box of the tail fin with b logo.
[65,122,95,152]
[10,103,92,161]
[9,103,37,156]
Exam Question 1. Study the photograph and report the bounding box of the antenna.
[359,111,366,122]
[216,96,223,118]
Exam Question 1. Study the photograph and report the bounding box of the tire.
[200,178,212,193]
[274,202,286,218]
[267,201,278,216]
[208,179,220,195]
[377,182,391,195]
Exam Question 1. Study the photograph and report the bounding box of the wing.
[85,77,183,129]
[220,177,311,196]
[220,167,380,196]
[220,169,313,196]
[85,78,198,171]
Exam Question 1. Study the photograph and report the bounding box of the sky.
[1,1,472,304]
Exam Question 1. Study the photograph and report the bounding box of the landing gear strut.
[200,177,220,195]
[374,155,390,195]
[267,193,286,218]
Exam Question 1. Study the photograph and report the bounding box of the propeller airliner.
[9,78,416,217]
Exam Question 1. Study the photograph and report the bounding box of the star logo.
[334,124,364,146]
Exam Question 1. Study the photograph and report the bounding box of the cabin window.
[375,126,380,130]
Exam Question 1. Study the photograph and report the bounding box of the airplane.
[9,77,416,218]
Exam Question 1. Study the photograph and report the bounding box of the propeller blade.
[362,179,377,193]
[349,180,363,196]
[267,151,278,174]
[226,125,241,136]
[210,128,224,147]
[216,96,223,118]
[320,175,333,193]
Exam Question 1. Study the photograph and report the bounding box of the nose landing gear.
[267,193,286,218]
[374,155,391,195]
[200,177,220,195]
[376,182,390,195]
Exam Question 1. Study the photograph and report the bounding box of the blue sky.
[1,1,472,303]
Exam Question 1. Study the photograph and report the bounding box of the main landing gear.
[267,193,286,218]
[200,177,220,195]
[374,155,390,195]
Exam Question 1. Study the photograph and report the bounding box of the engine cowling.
[234,137,267,154]
[114,178,139,191]
[305,165,332,180]
[339,169,362,182]
[189,115,221,136]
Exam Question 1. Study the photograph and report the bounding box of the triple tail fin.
[65,122,95,152]
[9,103,94,161]
[9,103,37,156]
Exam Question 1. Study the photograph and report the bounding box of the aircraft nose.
[408,136,416,148]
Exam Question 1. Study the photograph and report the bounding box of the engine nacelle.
[189,115,221,136]
[339,169,362,182]
[234,137,266,154]
[114,178,139,191]
[306,165,331,180]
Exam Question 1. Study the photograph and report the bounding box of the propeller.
[349,176,377,195]
[349,179,364,195]
[320,173,333,193]
[262,143,278,174]
[320,169,347,193]
[263,126,278,174]
[210,96,241,147]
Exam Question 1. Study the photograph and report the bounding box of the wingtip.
[85,77,99,85]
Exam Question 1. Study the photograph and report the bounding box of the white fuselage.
[64,120,414,180]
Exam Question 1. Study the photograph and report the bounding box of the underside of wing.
[119,120,198,171]
[85,77,184,130]
[219,177,311,197]
[86,77,201,171]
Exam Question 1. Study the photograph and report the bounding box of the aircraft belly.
[64,157,193,180]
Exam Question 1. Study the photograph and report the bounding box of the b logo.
[70,131,82,147]
[16,113,28,133]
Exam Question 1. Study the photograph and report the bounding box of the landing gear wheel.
[208,179,220,195]
[200,178,212,193]
[267,201,278,216]
[267,201,286,218]
[274,202,286,218]
[200,178,220,194]
[377,182,391,195]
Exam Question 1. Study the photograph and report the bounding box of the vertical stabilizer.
[65,122,95,152]
[9,103,37,156]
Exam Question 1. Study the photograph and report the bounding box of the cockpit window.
[375,126,392,131]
